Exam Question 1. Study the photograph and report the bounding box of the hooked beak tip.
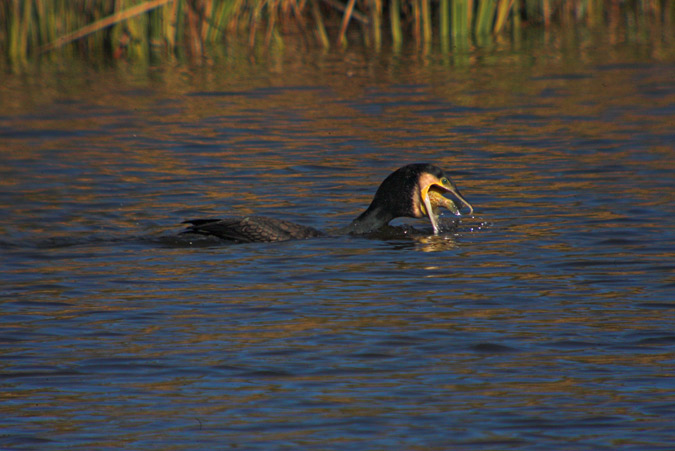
[451,189,474,216]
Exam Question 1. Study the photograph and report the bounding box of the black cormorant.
[182,163,473,243]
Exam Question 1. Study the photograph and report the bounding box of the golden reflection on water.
[413,234,459,252]
[1,37,674,449]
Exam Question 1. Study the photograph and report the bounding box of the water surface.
[1,44,674,449]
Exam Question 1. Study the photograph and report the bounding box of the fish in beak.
[420,178,474,234]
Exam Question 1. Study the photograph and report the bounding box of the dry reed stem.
[337,0,357,47]
[39,0,174,53]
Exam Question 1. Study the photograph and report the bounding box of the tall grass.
[1,0,672,67]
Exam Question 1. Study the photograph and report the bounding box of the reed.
[311,0,330,48]
[475,0,497,36]
[422,0,433,44]
[389,0,402,48]
[1,0,672,67]
[451,0,471,47]
[493,0,513,34]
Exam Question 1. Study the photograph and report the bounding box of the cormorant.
[182,163,473,243]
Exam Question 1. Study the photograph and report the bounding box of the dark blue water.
[1,47,674,449]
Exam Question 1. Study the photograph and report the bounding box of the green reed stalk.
[35,0,54,54]
[225,0,243,33]
[148,4,162,59]
[476,0,497,36]
[22,0,34,61]
[360,16,372,47]
[25,0,39,54]
[371,0,382,50]
[440,0,451,44]
[208,0,239,43]
[451,0,469,41]
[422,0,432,44]
[7,0,24,66]
[390,0,403,48]
[494,0,514,33]
[166,1,177,51]
[169,0,185,52]
[206,0,221,42]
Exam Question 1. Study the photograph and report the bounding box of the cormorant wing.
[182,216,322,243]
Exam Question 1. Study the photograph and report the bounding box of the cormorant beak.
[420,181,474,234]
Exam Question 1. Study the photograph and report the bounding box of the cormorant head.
[371,163,474,233]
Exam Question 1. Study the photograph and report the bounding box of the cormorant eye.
[441,177,450,185]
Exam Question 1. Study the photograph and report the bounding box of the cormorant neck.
[344,205,395,235]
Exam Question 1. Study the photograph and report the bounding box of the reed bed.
[1,0,672,66]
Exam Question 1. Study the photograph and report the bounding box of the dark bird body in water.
[182,216,322,243]
[182,163,473,243]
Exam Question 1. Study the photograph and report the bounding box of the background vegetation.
[1,0,673,68]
